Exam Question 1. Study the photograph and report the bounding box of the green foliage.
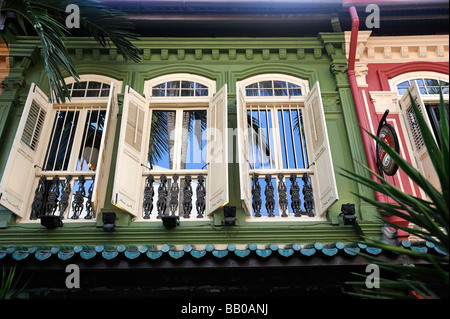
[0,0,141,103]
[0,265,29,299]
[341,90,449,298]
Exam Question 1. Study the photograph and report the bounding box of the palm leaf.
[341,89,449,298]
[30,0,142,63]
[0,265,31,299]
[1,0,141,102]
[2,0,76,102]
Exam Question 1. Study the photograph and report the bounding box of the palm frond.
[1,0,142,102]
[341,89,449,298]
[0,265,30,299]
[2,0,76,102]
[29,0,142,63]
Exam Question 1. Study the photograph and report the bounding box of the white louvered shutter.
[399,81,440,191]
[206,84,229,215]
[0,84,53,218]
[112,86,149,217]
[303,81,339,216]
[236,84,252,216]
[91,82,117,213]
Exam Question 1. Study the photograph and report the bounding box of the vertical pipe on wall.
[347,6,386,203]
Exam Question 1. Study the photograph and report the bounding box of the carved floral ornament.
[369,91,399,114]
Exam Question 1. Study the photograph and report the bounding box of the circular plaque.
[377,123,399,176]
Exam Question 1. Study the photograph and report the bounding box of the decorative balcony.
[30,172,312,220]
[251,172,314,218]
[142,174,206,220]
[31,174,95,220]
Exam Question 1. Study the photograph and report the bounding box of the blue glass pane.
[44,111,80,171]
[397,81,410,88]
[148,110,175,170]
[251,110,262,169]
[288,83,302,96]
[415,79,425,87]
[398,88,408,95]
[181,110,207,170]
[278,110,288,169]
[291,110,308,169]
[424,79,440,86]
[259,81,273,96]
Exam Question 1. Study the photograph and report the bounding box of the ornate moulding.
[344,31,449,64]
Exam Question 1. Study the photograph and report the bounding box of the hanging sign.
[376,110,399,176]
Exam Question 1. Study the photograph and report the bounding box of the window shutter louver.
[111,86,149,216]
[236,84,252,216]
[0,84,53,218]
[91,82,117,213]
[399,81,440,191]
[206,84,229,215]
[303,81,338,216]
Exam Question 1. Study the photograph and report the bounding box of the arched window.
[144,73,216,99]
[396,78,449,96]
[66,81,112,98]
[113,74,228,221]
[391,72,449,193]
[151,80,209,97]
[65,75,123,98]
[236,74,337,221]
[0,75,120,222]
[245,80,303,97]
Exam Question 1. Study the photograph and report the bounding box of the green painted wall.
[0,34,382,247]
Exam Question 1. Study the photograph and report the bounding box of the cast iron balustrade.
[251,172,315,218]
[143,174,206,219]
[31,174,95,220]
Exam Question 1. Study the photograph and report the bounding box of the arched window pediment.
[144,74,216,99]
[389,72,449,96]
[239,74,309,100]
[64,75,123,99]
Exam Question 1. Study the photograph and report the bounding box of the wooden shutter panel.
[236,84,252,216]
[399,81,440,191]
[0,84,52,217]
[111,86,148,216]
[91,82,117,213]
[303,81,338,216]
[206,84,229,215]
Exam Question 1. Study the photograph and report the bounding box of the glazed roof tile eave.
[0,240,447,263]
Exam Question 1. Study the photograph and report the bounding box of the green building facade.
[0,2,412,299]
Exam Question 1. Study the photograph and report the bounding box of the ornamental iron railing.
[31,174,94,220]
[142,174,206,219]
[251,172,314,218]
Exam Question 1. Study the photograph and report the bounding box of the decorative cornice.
[9,36,348,63]
[344,31,449,63]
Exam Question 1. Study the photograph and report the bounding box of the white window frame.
[115,74,226,221]
[237,74,336,222]
[241,74,309,104]
[65,74,123,98]
[389,71,449,102]
[144,73,216,104]
[10,75,120,222]
[389,71,449,198]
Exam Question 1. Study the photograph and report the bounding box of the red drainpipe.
[347,6,386,203]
